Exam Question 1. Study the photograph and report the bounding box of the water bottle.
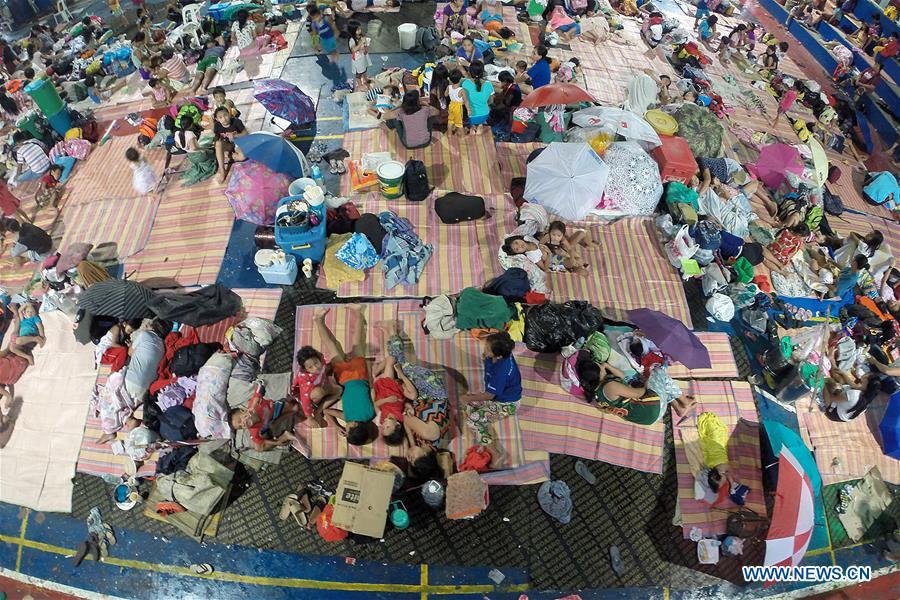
[311,164,324,188]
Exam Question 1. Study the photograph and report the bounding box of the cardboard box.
[331,462,395,538]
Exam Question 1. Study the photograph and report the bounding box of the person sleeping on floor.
[692,411,750,506]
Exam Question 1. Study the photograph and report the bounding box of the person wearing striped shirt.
[11,131,50,186]
[159,47,190,84]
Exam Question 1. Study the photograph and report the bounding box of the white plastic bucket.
[254,249,276,268]
[288,177,317,196]
[398,23,417,51]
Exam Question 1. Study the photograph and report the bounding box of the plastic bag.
[317,500,349,542]
[665,225,699,268]
[655,213,678,239]
[589,132,613,156]
[523,301,604,353]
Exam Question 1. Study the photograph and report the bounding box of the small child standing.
[308,6,339,65]
[124,147,159,195]
[447,70,466,136]
[10,302,44,366]
[772,87,798,127]
[347,21,371,89]
[463,332,522,445]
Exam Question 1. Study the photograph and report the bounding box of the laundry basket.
[274,196,327,263]
[398,23,418,51]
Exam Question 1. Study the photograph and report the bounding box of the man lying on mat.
[314,305,378,446]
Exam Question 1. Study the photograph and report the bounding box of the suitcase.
[274,196,327,264]
[651,135,698,184]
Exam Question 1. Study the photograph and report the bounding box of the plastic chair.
[180,4,203,49]
[53,0,74,26]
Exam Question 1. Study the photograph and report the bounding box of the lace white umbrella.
[523,142,610,221]
[602,141,663,216]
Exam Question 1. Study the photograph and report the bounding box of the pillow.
[335,232,379,271]
[56,242,93,273]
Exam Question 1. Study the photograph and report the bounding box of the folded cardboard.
[331,461,395,538]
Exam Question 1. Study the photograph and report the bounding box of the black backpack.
[415,26,439,52]
[159,406,198,442]
[404,160,431,202]
[823,188,844,216]
[435,192,486,224]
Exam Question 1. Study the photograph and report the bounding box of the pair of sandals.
[279,485,328,528]
[328,159,346,175]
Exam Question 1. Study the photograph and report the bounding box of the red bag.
[317,502,349,542]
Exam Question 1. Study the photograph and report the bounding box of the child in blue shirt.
[698,14,718,45]
[463,332,522,444]
[10,302,44,366]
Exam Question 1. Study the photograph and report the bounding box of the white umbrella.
[571,106,662,150]
[524,142,609,221]
[602,141,663,216]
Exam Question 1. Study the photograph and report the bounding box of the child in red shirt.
[371,338,418,446]
[230,384,299,451]
[292,346,341,423]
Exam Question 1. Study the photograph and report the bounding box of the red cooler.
[651,135,698,184]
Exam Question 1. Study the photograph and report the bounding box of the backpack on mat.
[415,26,439,52]
[434,192,486,223]
[159,405,198,442]
[422,294,460,339]
[404,159,431,201]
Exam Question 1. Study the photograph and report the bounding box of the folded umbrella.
[520,83,595,109]
[78,279,157,319]
[235,131,310,179]
[880,391,900,459]
[627,308,711,369]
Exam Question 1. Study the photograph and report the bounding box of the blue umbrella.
[879,391,900,459]
[235,132,309,179]
[253,79,316,127]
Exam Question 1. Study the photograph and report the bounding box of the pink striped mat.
[339,128,506,197]
[672,381,766,538]
[495,142,544,190]
[60,194,160,260]
[75,289,283,479]
[320,191,508,298]
[0,179,61,294]
[516,350,666,473]
[667,332,738,379]
[292,302,548,485]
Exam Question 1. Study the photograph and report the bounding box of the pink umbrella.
[750,143,804,190]
[225,160,292,225]
[763,446,815,575]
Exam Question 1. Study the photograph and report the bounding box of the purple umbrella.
[254,78,316,127]
[627,308,711,369]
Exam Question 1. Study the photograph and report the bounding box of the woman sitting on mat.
[589,362,695,425]
[383,91,440,150]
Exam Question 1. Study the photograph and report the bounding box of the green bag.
[733,256,754,284]
[583,331,611,364]
[664,181,700,211]
[455,287,514,330]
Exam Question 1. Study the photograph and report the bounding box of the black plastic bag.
[523,301,603,353]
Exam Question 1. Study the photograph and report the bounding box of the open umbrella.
[235,131,310,179]
[879,391,900,459]
[253,78,316,127]
[627,308,711,368]
[764,446,815,571]
[601,141,663,216]
[78,279,157,319]
[752,143,804,190]
[523,142,609,221]
[571,106,661,149]
[519,83,595,109]
[673,103,723,158]
[225,160,292,225]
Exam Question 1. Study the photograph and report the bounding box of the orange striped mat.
[495,142,544,190]
[60,194,160,260]
[124,176,234,288]
[0,179,61,294]
[320,191,508,298]
[292,302,548,485]
[795,390,900,486]
[673,380,766,537]
[339,128,506,197]
[667,332,738,379]
[75,288,283,479]
[62,137,168,208]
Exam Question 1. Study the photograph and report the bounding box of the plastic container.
[24,78,65,116]
[288,177,317,197]
[398,23,418,51]
[16,113,42,140]
[274,195,327,263]
[376,160,405,199]
[651,134,697,184]
[46,109,73,137]
[257,252,298,285]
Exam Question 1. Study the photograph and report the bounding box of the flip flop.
[610,546,625,575]
[190,563,214,575]
[574,460,597,485]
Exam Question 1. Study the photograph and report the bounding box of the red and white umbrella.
[764,446,815,569]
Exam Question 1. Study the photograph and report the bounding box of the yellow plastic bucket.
[376,160,405,199]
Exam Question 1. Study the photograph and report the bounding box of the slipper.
[190,563,214,575]
[610,546,625,575]
[574,460,596,485]
[279,494,299,521]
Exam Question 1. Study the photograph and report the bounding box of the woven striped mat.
[672,380,766,538]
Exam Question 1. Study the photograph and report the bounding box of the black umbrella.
[78,279,157,319]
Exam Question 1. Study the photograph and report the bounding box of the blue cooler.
[274,196,327,263]
[258,253,298,285]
